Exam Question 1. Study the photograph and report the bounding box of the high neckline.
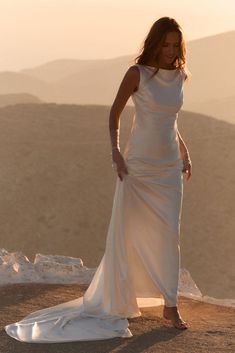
[144,65,177,71]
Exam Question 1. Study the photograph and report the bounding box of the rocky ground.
[0,283,234,353]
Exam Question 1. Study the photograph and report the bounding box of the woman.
[5,17,192,343]
[110,16,192,329]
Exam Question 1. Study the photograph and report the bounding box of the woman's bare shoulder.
[112,65,140,100]
[128,64,140,75]
[123,65,140,85]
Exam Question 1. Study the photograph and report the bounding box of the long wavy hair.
[134,17,189,81]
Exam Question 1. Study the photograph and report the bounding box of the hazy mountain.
[183,95,235,125]
[0,71,49,101]
[0,93,42,108]
[0,31,234,123]
[21,56,132,83]
[0,103,234,299]
[21,59,99,82]
[184,30,235,100]
[21,55,134,104]
[19,30,235,103]
[21,31,235,109]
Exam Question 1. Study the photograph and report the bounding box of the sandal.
[163,306,190,330]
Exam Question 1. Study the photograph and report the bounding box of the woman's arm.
[109,66,139,180]
[177,128,192,180]
[109,66,139,148]
[177,128,190,159]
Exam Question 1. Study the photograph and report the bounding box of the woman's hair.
[134,17,189,81]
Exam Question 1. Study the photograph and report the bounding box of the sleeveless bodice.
[123,64,186,168]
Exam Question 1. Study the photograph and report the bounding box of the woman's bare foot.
[163,305,190,330]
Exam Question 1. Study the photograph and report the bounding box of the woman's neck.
[146,61,176,70]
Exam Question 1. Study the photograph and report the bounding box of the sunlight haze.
[0,0,234,71]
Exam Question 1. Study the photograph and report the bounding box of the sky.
[0,0,234,71]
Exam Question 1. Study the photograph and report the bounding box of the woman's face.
[158,31,180,66]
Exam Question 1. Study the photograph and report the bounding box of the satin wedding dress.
[5,64,186,342]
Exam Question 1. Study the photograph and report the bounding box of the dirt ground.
[0,283,234,353]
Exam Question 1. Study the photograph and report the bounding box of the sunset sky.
[0,0,234,71]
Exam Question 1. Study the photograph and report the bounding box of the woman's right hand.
[112,149,129,181]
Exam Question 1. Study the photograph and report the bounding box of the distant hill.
[0,71,49,100]
[0,103,234,300]
[0,93,42,108]
[20,55,134,105]
[183,30,235,102]
[182,30,235,122]
[183,95,235,125]
[21,56,132,83]
[19,30,235,114]
[0,31,234,123]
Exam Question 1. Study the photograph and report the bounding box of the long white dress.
[5,64,186,342]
